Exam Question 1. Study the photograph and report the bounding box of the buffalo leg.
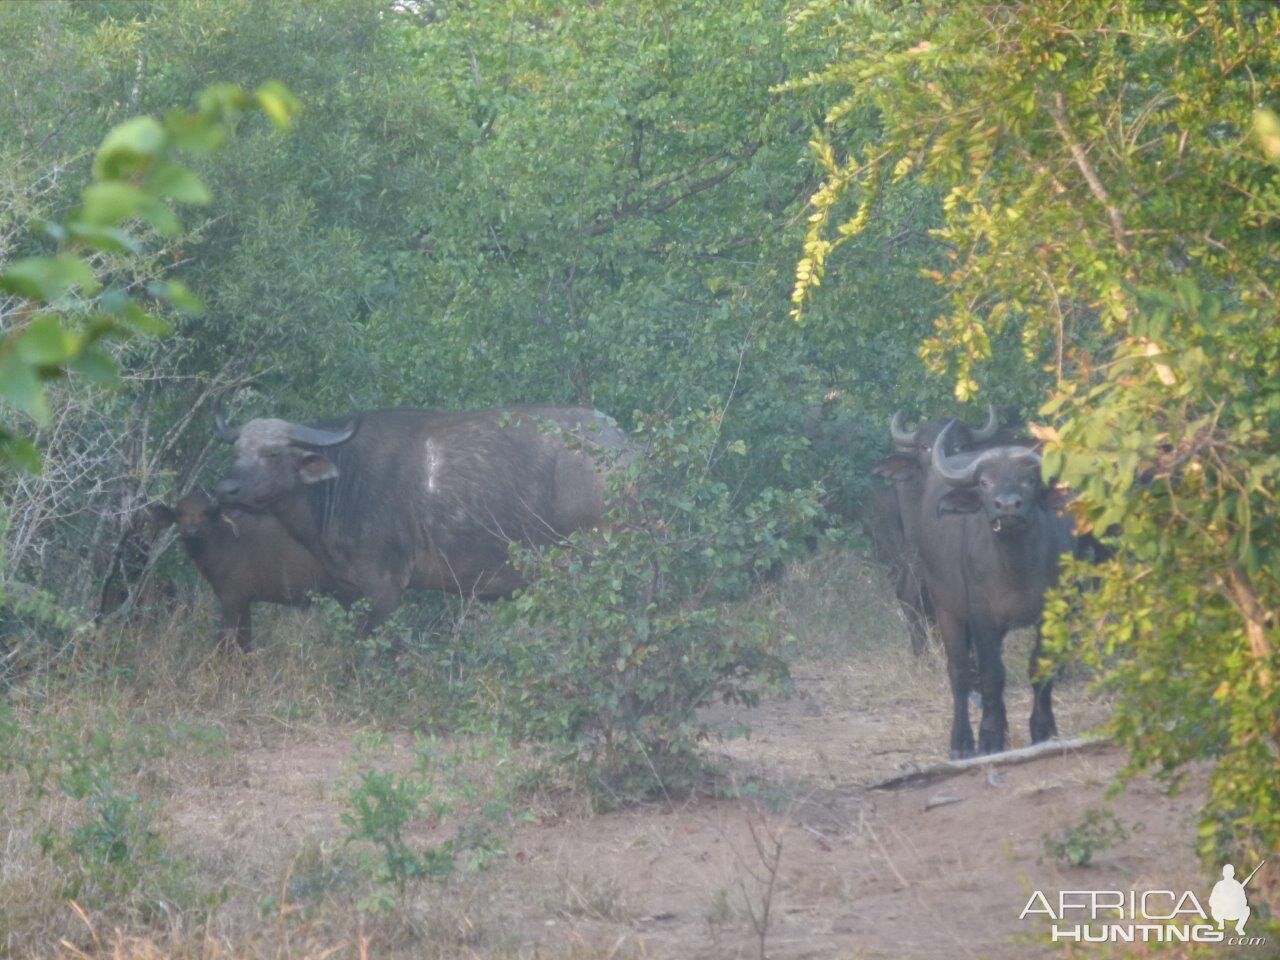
[973,628,1008,754]
[1028,627,1057,743]
[896,563,931,656]
[939,610,975,759]
[218,600,252,652]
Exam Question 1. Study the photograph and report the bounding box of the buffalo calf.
[151,492,336,650]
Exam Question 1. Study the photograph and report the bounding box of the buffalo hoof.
[950,729,975,759]
[1030,713,1057,744]
[977,737,1008,757]
[977,721,1008,757]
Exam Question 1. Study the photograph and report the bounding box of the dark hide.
[867,413,1024,654]
[151,492,337,651]
[214,406,628,630]
[918,427,1075,759]
[858,483,934,655]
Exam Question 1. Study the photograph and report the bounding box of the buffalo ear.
[148,503,177,528]
[297,452,339,485]
[937,488,982,516]
[872,454,919,481]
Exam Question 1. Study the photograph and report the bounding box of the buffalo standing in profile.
[867,405,1010,654]
[150,492,337,650]
[918,421,1075,758]
[212,405,628,629]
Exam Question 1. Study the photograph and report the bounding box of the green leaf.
[0,255,99,302]
[146,162,211,204]
[66,346,120,387]
[0,351,49,424]
[78,181,151,227]
[150,280,204,314]
[255,81,301,129]
[1252,108,1280,163]
[164,109,227,152]
[0,435,40,473]
[197,82,250,119]
[66,222,140,255]
[135,196,181,236]
[116,302,169,337]
[93,116,167,181]
[15,315,80,367]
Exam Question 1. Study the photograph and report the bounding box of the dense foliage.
[500,412,819,803]
[790,0,1279,869]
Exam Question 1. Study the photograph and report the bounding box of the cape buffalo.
[867,405,1009,654]
[211,405,628,629]
[151,492,337,650]
[919,421,1075,758]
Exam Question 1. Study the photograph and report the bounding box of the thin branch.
[869,737,1112,790]
[583,141,761,237]
[1047,90,1128,254]
[1224,563,1273,662]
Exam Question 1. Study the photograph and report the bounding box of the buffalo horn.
[933,421,1042,487]
[212,397,239,444]
[288,421,356,447]
[931,421,979,486]
[970,403,1000,442]
[889,410,918,447]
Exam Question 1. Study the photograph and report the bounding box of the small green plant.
[1043,807,1131,868]
[341,767,453,909]
[37,788,179,905]
[341,733,521,909]
[705,886,734,940]
[0,81,297,472]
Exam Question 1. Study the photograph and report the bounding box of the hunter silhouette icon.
[1210,861,1265,935]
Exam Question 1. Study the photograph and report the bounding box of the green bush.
[0,705,218,915]
[498,410,821,805]
[342,766,453,909]
[1043,807,1132,869]
[340,732,520,910]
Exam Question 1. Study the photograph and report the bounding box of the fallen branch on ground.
[869,737,1112,791]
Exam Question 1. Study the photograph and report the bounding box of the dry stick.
[739,805,785,960]
[1047,90,1129,255]
[863,820,910,891]
[869,736,1112,791]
